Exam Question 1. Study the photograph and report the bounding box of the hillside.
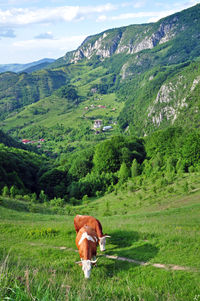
[0,69,69,121]
[0,171,200,300]
[1,5,200,299]
[0,58,55,74]
[0,4,200,146]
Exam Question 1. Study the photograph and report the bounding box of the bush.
[27,228,59,238]
[96,191,103,197]
[50,197,64,207]
[10,186,17,198]
[2,186,9,197]
[82,195,89,202]
[188,165,195,173]
[39,190,47,203]
[118,162,130,184]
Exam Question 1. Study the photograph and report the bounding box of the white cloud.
[111,11,165,21]
[0,4,117,27]
[34,32,54,39]
[0,28,16,38]
[120,1,146,8]
[107,1,200,23]
[97,15,107,22]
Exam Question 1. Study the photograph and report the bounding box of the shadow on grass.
[108,243,159,262]
[100,230,159,277]
[101,243,159,277]
[108,230,155,248]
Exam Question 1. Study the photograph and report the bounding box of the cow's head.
[76,259,97,278]
[99,235,111,251]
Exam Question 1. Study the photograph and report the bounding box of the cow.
[75,225,98,279]
[74,214,111,251]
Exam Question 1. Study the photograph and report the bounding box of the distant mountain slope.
[69,4,200,65]
[0,4,200,146]
[0,58,55,74]
[0,69,69,120]
[0,129,24,149]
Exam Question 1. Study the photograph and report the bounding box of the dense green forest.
[1,126,200,206]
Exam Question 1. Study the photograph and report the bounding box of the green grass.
[0,173,200,300]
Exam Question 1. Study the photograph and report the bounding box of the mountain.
[69,4,200,64]
[0,58,55,74]
[0,4,200,150]
[0,69,69,120]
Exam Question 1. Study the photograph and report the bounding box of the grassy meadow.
[0,172,200,300]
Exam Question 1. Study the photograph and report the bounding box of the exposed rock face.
[71,32,123,63]
[147,75,192,126]
[71,16,178,63]
[191,76,200,91]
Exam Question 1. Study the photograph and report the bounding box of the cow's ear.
[75,261,82,266]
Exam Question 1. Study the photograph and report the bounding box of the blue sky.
[0,0,199,64]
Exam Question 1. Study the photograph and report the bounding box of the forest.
[1,126,200,207]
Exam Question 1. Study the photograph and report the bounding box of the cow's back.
[75,225,97,246]
[74,215,102,236]
[75,225,98,259]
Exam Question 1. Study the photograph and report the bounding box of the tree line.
[1,126,200,205]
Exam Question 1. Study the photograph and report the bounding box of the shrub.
[2,186,9,197]
[96,191,103,197]
[188,165,195,173]
[31,192,38,203]
[10,186,17,198]
[27,228,59,238]
[39,190,47,203]
[118,162,130,184]
[50,197,64,207]
[182,181,189,193]
[131,159,139,178]
[82,195,89,202]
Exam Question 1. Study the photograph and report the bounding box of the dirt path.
[28,243,198,273]
[100,254,198,272]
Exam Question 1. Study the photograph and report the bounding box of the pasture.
[0,183,200,300]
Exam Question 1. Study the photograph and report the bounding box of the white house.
[94,119,102,129]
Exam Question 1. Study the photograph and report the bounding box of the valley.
[0,3,200,300]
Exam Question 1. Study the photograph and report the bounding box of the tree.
[58,85,78,102]
[176,158,185,175]
[93,135,145,174]
[39,168,69,198]
[131,159,139,178]
[39,190,47,203]
[10,185,17,198]
[93,140,119,173]
[118,162,130,184]
[69,149,94,180]
[2,186,9,197]
[181,130,200,169]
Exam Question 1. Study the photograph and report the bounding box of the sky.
[0,0,199,64]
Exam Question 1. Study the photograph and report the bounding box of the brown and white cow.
[75,225,98,279]
[74,215,110,251]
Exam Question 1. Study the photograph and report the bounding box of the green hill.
[0,4,200,145]
[0,171,200,300]
[1,6,200,299]
[0,4,200,202]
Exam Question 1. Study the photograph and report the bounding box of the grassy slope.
[0,172,200,300]
[0,62,124,153]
